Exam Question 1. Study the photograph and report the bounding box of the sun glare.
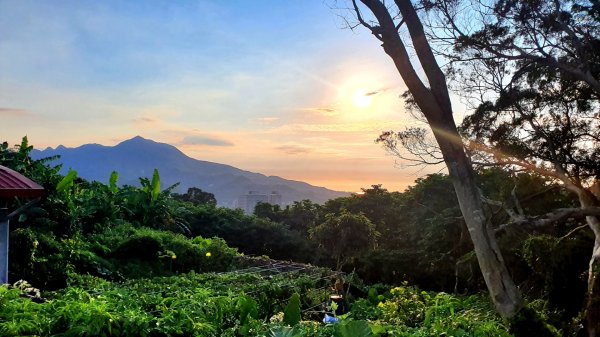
[352,89,373,109]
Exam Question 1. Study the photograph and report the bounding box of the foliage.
[121,169,191,235]
[189,206,318,263]
[0,137,585,334]
[351,285,513,337]
[521,234,592,322]
[310,211,379,271]
[333,320,372,337]
[321,185,404,249]
[424,1,600,329]
[102,224,238,278]
[0,269,335,337]
[173,187,217,207]
[283,293,301,327]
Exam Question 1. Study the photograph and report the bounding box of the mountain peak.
[31,137,348,206]
[118,135,151,145]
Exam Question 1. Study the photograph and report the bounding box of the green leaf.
[368,288,378,304]
[150,169,161,202]
[334,320,372,337]
[109,171,119,193]
[237,295,258,326]
[56,169,78,193]
[268,326,303,337]
[283,293,301,327]
[19,136,32,155]
[370,324,387,336]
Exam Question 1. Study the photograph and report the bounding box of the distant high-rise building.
[268,191,282,205]
[236,190,282,214]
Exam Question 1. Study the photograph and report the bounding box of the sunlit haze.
[0,0,440,192]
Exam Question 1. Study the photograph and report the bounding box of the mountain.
[31,136,348,207]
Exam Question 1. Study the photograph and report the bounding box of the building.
[237,190,282,214]
[268,191,282,205]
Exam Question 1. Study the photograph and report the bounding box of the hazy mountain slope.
[31,136,348,206]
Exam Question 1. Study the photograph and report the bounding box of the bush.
[352,283,513,337]
[97,225,238,278]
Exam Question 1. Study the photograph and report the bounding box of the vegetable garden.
[1,270,513,337]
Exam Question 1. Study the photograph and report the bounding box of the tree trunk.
[579,190,600,337]
[588,237,600,337]
[429,116,523,318]
[356,0,523,318]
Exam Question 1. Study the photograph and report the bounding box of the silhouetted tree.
[173,187,217,207]
[347,0,522,317]
[310,211,379,271]
[420,0,600,332]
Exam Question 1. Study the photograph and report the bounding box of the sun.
[352,89,373,109]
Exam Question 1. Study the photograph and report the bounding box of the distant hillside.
[31,136,348,207]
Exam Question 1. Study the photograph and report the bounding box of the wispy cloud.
[255,117,280,123]
[302,107,339,116]
[364,87,391,96]
[132,116,157,124]
[276,144,312,155]
[182,135,234,147]
[274,121,405,133]
[0,107,29,117]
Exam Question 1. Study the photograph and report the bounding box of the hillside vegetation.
[0,137,589,336]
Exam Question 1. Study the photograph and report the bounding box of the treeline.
[198,172,591,329]
[247,172,591,323]
[1,137,594,331]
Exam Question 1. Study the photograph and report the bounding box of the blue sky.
[0,0,437,191]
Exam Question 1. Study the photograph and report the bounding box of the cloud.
[182,135,234,147]
[132,116,157,124]
[276,144,311,155]
[274,121,403,133]
[0,108,30,117]
[255,117,280,123]
[302,107,339,116]
[364,87,391,96]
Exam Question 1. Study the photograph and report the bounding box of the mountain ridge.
[31,136,349,207]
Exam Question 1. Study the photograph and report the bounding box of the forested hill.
[31,136,348,207]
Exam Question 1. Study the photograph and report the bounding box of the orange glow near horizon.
[1,1,443,197]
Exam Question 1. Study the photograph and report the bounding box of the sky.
[0,0,444,192]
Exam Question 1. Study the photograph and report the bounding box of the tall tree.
[347,0,522,317]
[310,211,379,271]
[420,0,600,333]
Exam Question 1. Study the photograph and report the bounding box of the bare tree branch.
[495,206,600,235]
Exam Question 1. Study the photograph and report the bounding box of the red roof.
[0,165,44,198]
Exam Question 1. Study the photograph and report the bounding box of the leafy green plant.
[334,320,372,337]
[268,326,304,337]
[283,293,301,326]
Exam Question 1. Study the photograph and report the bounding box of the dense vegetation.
[346,0,599,333]
[0,137,592,336]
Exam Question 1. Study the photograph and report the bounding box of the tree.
[310,211,379,271]
[122,170,191,235]
[420,0,600,333]
[254,200,322,235]
[253,201,282,221]
[346,0,522,317]
[426,0,600,97]
[325,185,404,247]
[280,200,322,235]
[173,187,217,207]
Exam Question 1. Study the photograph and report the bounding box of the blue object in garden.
[0,165,44,284]
[323,314,339,324]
